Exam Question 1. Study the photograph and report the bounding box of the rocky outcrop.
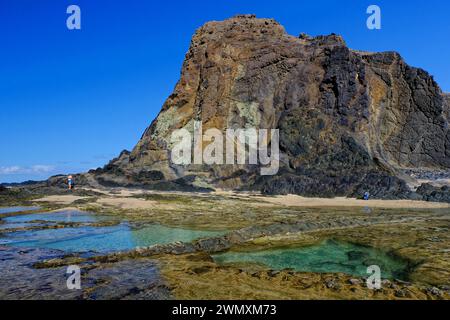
[417,183,450,203]
[78,15,449,199]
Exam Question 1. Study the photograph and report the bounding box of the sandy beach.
[254,194,450,209]
[31,188,450,209]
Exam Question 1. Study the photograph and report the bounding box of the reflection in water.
[3,210,101,223]
[4,224,222,253]
[213,240,409,280]
[362,207,372,214]
[0,208,223,253]
[0,207,40,214]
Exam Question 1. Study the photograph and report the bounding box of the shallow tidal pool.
[212,240,409,280]
[0,206,40,215]
[0,209,223,253]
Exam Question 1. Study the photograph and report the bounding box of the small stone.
[394,289,407,298]
[325,279,338,289]
[381,279,392,287]
[427,287,442,296]
[395,287,414,298]
[191,266,211,275]
[268,270,280,277]
[348,278,362,285]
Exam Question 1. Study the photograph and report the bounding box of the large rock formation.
[79,15,450,199]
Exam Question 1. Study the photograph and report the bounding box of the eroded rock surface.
[51,15,450,199]
[0,246,171,300]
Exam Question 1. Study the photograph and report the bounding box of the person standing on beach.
[68,175,74,190]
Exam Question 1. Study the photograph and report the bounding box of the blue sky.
[1,0,449,183]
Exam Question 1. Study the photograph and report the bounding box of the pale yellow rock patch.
[254,195,450,209]
[34,195,87,205]
[95,197,157,210]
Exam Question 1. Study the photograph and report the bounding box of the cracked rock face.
[85,15,450,198]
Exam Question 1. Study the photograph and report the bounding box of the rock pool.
[212,240,409,280]
[1,210,104,223]
[0,206,40,214]
[0,209,223,253]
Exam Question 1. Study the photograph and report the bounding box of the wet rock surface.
[66,212,444,263]
[0,246,171,300]
[0,247,80,300]
[0,198,448,300]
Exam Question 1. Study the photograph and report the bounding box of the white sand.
[95,197,158,210]
[254,195,450,209]
[34,188,450,210]
[34,195,87,205]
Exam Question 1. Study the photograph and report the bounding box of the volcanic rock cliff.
[74,15,450,199]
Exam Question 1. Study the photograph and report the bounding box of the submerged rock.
[0,246,171,300]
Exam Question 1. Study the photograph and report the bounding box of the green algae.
[213,240,409,280]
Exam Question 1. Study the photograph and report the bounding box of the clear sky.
[1,0,449,183]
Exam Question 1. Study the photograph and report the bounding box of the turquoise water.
[213,240,408,279]
[2,224,222,252]
[0,210,108,231]
[2,210,103,223]
[0,222,44,230]
[0,206,40,214]
[0,208,223,253]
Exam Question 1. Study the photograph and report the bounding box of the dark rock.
[325,278,339,290]
[394,289,409,298]
[350,171,417,200]
[190,266,211,275]
[417,183,450,203]
[426,287,442,297]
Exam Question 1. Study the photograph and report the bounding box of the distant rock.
[417,183,450,203]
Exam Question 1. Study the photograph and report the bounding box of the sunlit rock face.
[84,15,450,198]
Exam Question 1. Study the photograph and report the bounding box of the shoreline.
[253,195,450,209]
[26,187,450,210]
